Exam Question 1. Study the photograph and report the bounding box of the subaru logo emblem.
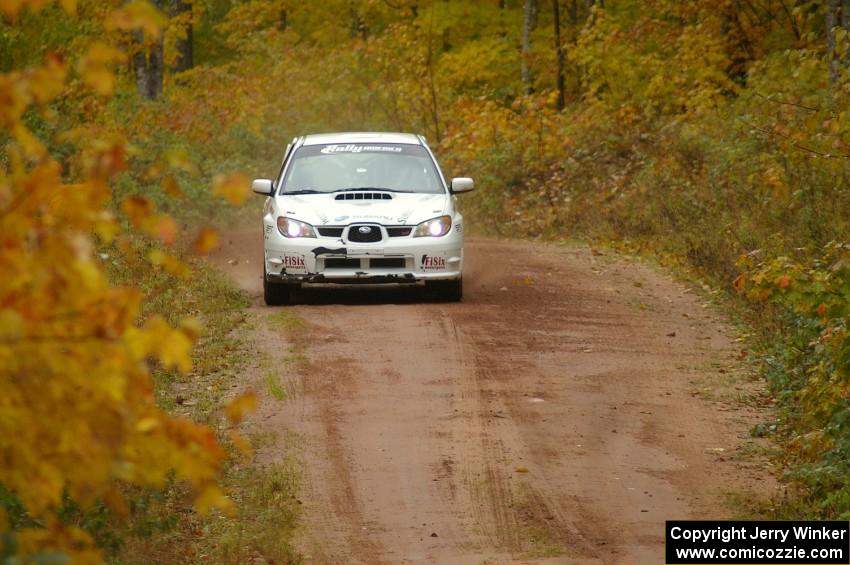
[358,226,372,234]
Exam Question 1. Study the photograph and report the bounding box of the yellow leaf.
[225,392,257,425]
[102,485,127,517]
[107,1,167,39]
[193,228,219,255]
[142,316,193,372]
[121,195,153,228]
[179,317,202,341]
[59,0,76,15]
[160,328,193,373]
[162,253,190,278]
[148,248,167,266]
[136,417,159,433]
[12,123,46,159]
[228,430,253,460]
[165,149,198,175]
[0,310,24,340]
[29,52,67,105]
[0,0,26,20]
[78,42,126,96]
[147,248,189,276]
[145,214,178,245]
[162,175,184,198]
[94,212,119,243]
[212,172,250,205]
[195,485,233,516]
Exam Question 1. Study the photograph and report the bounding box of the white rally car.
[251,132,474,305]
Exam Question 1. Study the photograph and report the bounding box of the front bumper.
[263,223,464,285]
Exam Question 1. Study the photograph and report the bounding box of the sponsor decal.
[334,215,349,222]
[397,208,414,224]
[346,214,395,222]
[282,253,307,273]
[320,144,403,154]
[421,254,446,271]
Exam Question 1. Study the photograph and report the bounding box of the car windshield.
[279,143,445,194]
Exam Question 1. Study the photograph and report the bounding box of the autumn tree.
[170,0,193,72]
[521,0,537,93]
[0,0,249,560]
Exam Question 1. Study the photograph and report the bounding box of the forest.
[3,0,850,561]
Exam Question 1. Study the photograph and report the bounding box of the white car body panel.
[259,132,467,285]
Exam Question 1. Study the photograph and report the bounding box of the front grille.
[369,258,405,269]
[325,258,361,269]
[334,192,392,201]
[386,227,413,237]
[317,227,344,237]
[347,225,382,243]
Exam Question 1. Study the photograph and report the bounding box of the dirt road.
[212,230,772,564]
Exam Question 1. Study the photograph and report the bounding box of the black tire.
[263,269,297,306]
[428,278,463,302]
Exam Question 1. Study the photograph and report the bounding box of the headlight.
[413,215,452,238]
[277,217,317,238]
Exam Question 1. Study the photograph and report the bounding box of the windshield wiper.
[335,187,414,193]
[282,189,323,195]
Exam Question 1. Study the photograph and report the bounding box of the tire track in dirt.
[212,231,774,564]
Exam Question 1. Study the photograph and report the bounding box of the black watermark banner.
[666,521,850,564]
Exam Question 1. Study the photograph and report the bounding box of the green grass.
[265,372,287,401]
[102,241,302,564]
[194,463,302,564]
[269,310,308,333]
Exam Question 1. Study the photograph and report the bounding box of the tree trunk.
[426,5,441,143]
[132,30,150,98]
[170,0,193,73]
[349,2,368,39]
[553,0,565,110]
[133,0,164,100]
[149,35,164,98]
[827,0,839,85]
[568,0,578,24]
[521,0,537,95]
[133,37,163,100]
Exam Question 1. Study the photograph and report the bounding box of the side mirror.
[252,179,274,196]
[450,177,475,194]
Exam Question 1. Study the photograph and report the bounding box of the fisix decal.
[421,254,446,271]
[282,254,307,273]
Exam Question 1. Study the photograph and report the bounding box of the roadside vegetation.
[3,0,850,561]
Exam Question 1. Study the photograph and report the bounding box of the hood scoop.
[335,192,393,201]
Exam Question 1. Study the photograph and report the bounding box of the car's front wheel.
[263,268,298,306]
[427,278,463,302]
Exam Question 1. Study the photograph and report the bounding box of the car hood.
[276,192,451,226]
